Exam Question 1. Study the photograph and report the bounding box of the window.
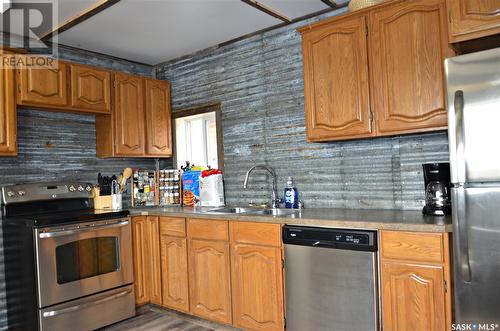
[173,103,223,170]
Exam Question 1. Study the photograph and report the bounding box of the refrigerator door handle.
[453,186,472,282]
[454,90,466,183]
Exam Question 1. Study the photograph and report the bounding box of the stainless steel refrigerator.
[445,47,500,324]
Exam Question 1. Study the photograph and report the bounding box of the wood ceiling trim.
[240,0,291,23]
[320,0,339,8]
[40,0,121,41]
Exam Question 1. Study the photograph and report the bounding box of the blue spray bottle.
[284,177,298,209]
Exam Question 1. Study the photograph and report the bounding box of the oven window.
[55,237,120,284]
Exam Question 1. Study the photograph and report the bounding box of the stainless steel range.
[1,182,135,331]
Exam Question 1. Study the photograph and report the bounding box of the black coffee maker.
[422,163,451,216]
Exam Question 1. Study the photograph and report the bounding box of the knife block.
[93,187,113,210]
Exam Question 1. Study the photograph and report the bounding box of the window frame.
[172,102,224,171]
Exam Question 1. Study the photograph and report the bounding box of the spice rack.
[131,169,157,207]
[159,169,181,206]
[131,168,182,207]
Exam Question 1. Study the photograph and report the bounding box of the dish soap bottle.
[284,177,298,209]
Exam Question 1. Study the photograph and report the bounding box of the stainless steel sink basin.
[244,208,298,216]
[206,207,298,217]
[206,207,254,214]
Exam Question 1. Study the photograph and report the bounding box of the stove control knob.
[69,185,76,192]
[86,185,92,192]
[18,190,25,196]
[7,191,15,197]
[77,185,84,192]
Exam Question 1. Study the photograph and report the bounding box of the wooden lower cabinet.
[231,244,284,331]
[131,216,150,306]
[159,217,189,312]
[189,238,232,324]
[148,216,162,305]
[380,230,452,331]
[381,262,447,331]
[131,216,162,306]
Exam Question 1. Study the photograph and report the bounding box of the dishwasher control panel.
[283,225,377,252]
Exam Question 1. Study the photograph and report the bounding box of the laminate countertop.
[129,206,452,233]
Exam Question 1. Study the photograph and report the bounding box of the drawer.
[230,221,281,247]
[39,285,135,331]
[381,230,444,264]
[188,218,228,241]
[159,217,186,237]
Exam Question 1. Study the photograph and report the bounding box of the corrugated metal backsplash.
[156,8,450,210]
[0,108,158,193]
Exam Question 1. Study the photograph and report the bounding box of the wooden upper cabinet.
[70,64,111,113]
[145,79,172,156]
[381,262,447,331]
[0,64,17,156]
[189,239,232,325]
[370,0,451,135]
[113,73,146,156]
[17,61,68,107]
[447,0,500,42]
[301,15,372,141]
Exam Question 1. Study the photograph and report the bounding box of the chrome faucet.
[243,165,282,208]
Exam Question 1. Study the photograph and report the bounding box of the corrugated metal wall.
[0,47,159,330]
[156,8,450,210]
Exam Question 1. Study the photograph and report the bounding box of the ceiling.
[3,0,348,65]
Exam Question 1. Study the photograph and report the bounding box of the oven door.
[34,218,133,308]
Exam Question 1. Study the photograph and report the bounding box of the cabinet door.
[132,216,150,305]
[160,235,189,312]
[70,64,111,113]
[148,216,162,305]
[145,79,172,156]
[447,0,500,42]
[231,244,284,331]
[113,73,145,156]
[189,239,232,324]
[17,61,68,106]
[370,0,451,135]
[301,15,372,141]
[0,65,16,156]
[381,262,447,331]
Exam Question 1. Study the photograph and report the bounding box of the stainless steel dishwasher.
[283,225,379,331]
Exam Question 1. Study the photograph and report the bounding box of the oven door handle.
[39,220,129,238]
[42,288,133,318]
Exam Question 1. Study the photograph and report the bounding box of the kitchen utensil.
[119,168,133,193]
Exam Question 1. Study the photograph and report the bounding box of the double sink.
[206,206,299,217]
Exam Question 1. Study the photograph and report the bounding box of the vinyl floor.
[102,306,240,331]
